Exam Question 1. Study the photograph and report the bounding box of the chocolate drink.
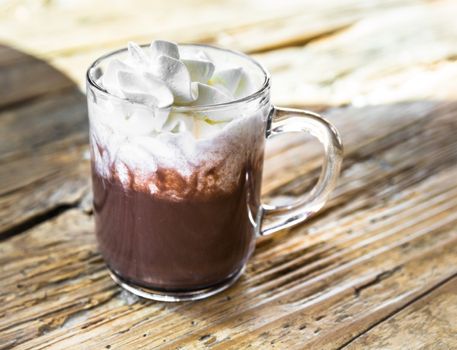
[87,40,343,300]
[87,40,272,295]
[91,141,265,291]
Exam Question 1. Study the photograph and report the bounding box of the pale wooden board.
[0,0,418,57]
[41,0,457,107]
[1,101,456,349]
[255,0,457,106]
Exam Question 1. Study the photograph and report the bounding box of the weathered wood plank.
[1,1,457,347]
[343,277,457,349]
[2,0,456,238]
[0,45,75,108]
[0,140,89,235]
[0,89,86,160]
[1,101,456,349]
[40,0,457,106]
[0,46,88,235]
[2,58,441,237]
[0,1,457,238]
[0,0,418,57]
[255,0,457,106]
[262,100,439,197]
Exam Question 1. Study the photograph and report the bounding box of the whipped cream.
[95,40,257,139]
[89,41,269,198]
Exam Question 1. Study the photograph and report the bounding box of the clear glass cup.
[86,44,343,301]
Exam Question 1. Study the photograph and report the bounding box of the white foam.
[150,40,180,60]
[97,40,259,138]
[210,67,243,95]
[191,83,231,106]
[90,103,267,197]
[127,42,150,66]
[182,58,215,83]
[152,55,198,104]
[117,70,173,108]
[89,41,268,197]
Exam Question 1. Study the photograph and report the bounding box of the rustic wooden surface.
[1,0,456,349]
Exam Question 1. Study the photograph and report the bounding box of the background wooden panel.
[0,0,419,56]
[257,0,457,106]
[1,0,457,348]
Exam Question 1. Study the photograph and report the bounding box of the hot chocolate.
[87,40,343,301]
[91,151,263,290]
[88,40,269,292]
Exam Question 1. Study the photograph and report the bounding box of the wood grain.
[1,0,457,348]
[0,0,417,57]
[343,277,457,349]
[38,0,457,109]
[256,0,457,106]
[0,45,75,108]
[1,101,456,349]
[3,0,455,102]
[0,47,88,235]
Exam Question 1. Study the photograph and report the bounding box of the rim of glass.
[86,43,271,112]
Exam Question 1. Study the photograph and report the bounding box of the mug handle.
[258,107,343,236]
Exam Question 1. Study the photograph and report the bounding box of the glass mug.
[86,44,343,301]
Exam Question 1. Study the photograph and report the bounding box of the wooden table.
[1,0,456,348]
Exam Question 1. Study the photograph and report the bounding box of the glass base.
[108,266,245,302]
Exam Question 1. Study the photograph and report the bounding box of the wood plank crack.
[353,266,402,298]
[0,204,76,243]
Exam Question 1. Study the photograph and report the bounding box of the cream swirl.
[97,40,255,138]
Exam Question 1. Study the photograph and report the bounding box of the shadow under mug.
[86,44,343,301]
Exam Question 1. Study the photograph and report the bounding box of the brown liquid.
[92,158,263,291]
